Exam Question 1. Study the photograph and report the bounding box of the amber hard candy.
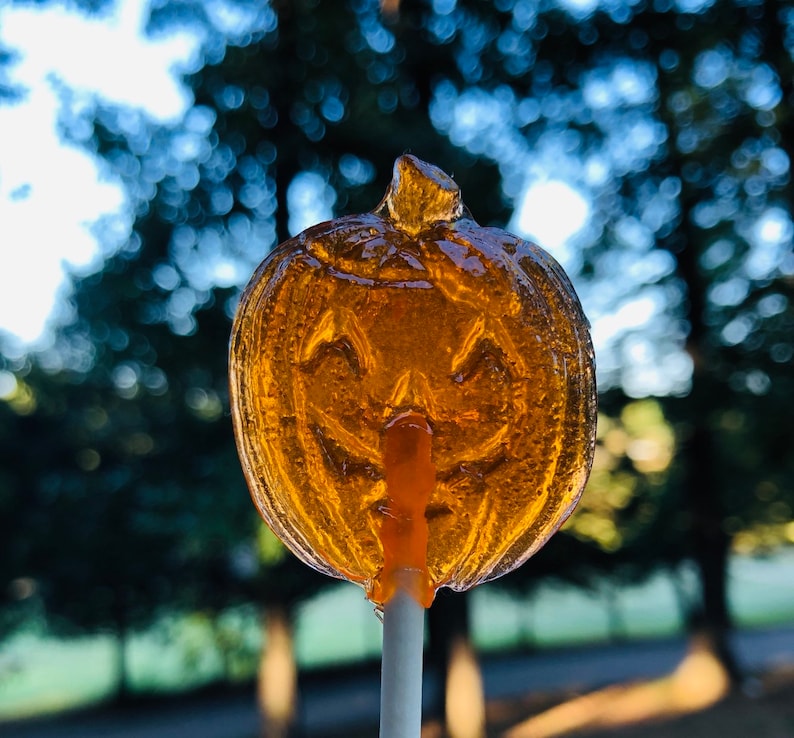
[229,155,596,608]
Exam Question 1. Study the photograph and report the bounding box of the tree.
[3,0,502,720]
[71,0,505,725]
[4,0,794,717]
[412,0,794,680]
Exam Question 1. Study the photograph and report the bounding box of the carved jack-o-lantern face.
[229,156,596,607]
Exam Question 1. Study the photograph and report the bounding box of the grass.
[0,634,117,717]
[1,551,793,724]
[3,630,794,738]
[316,656,794,738]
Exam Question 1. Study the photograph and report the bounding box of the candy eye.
[450,317,512,385]
[452,340,511,385]
[300,308,372,376]
[307,336,363,376]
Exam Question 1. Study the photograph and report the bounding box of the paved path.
[5,626,793,738]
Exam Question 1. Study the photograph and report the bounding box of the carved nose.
[386,369,437,422]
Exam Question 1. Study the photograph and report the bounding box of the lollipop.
[230,154,595,606]
[229,155,596,735]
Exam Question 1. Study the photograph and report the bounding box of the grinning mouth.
[440,448,509,482]
[311,405,511,475]
[310,422,381,480]
[308,409,510,520]
[426,502,454,520]
[368,496,454,521]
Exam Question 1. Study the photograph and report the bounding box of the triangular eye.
[452,339,511,384]
[450,317,512,384]
[299,308,372,376]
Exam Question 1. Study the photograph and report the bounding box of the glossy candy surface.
[229,155,596,608]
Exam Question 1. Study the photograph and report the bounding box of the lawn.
[2,551,793,724]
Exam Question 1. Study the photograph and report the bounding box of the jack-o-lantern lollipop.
[229,155,596,610]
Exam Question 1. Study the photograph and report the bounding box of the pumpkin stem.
[381,155,463,236]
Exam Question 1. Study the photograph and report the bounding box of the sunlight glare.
[557,0,598,18]
[511,180,590,256]
[1,0,198,119]
[752,207,793,248]
[0,0,200,348]
[287,172,336,236]
[445,637,486,738]
[590,295,658,348]
[504,635,729,738]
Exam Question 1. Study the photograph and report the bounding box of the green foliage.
[2,0,794,669]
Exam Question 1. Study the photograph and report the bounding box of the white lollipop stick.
[379,585,425,738]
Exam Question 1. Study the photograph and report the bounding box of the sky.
[0,0,590,356]
[0,0,199,351]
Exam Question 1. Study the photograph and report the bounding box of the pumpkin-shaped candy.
[229,155,596,608]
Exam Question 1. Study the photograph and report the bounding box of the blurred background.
[1,0,793,736]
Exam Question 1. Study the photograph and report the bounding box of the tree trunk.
[112,585,131,703]
[427,590,485,736]
[675,198,742,686]
[271,0,301,246]
[115,630,129,702]
[445,636,486,738]
[603,580,627,643]
[258,606,298,738]
[685,419,742,680]
[670,564,699,628]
